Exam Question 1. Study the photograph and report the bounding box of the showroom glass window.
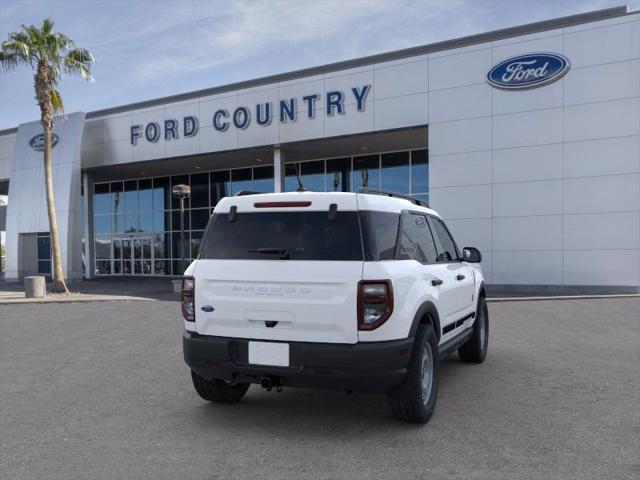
[284,149,428,202]
[92,165,275,276]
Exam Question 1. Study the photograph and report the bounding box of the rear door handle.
[431,278,443,286]
[456,274,465,281]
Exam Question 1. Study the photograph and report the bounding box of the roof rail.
[358,188,429,208]
[234,190,265,196]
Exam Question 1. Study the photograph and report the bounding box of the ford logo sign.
[487,53,570,90]
[29,133,59,151]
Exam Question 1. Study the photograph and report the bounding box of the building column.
[0,202,5,277]
[273,147,285,192]
[82,172,95,279]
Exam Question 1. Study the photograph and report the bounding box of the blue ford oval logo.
[487,53,570,90]
[201,305,214,312]
[29,133,59,151]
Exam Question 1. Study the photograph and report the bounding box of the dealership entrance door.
[113,235,153,275]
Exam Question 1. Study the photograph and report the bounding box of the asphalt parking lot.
[1,297,638,480]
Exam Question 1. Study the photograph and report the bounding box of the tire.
[458,296,489,363]
[387,323,439,424]
[190,370,250,404]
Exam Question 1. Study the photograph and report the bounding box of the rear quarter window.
[359,211,400,261]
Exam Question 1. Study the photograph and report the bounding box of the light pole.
[172,184,191,274]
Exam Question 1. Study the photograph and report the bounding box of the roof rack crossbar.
[358,187,429,208]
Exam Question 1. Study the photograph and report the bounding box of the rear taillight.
[357,280,393,330]
[181,276,195,322]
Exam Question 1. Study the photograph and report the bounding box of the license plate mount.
[248,341,290,367]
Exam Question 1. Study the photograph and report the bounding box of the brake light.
[181,276,195,322]
[357,280,393,330]
[254,201,312,208]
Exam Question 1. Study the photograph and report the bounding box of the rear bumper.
[183,331,414,394]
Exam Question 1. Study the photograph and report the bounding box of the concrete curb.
[0,295,160,305]
[487,293,640,303]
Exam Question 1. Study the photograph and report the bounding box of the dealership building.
[0,5,639,292]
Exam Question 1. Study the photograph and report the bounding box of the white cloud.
[94,0,471,81]
[106,0,619,82]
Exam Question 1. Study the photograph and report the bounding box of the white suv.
[182,190,488,423]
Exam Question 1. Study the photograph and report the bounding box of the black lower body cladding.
[183,332,415,394]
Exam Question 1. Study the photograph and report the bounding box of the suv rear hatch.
[193,193,363,344]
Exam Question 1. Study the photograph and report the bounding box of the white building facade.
[0,6,638,293]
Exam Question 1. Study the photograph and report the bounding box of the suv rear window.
[200,212,363,261]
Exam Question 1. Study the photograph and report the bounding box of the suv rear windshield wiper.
[248,247,290,259]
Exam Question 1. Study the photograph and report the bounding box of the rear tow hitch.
[260,376,284,392]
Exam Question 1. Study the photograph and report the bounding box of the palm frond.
[41,17,54,35]
[53,32,72,50]
[0,51,20,70]
[64,47,94,81]
[22,24,42,49]
[2,36,32,64]
[7,31,32,51]
[50,88,64,113]
[49,64,61,84]
[65,47,93,65]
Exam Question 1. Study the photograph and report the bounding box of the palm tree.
[0,18,94,293]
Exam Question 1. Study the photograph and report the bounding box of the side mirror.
[462,247,482,263]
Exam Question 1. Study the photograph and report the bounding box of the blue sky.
[0,0,633,130]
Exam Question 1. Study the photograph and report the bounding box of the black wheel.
[191,371,250,404]
[387,323,439,424]
[459,296,489,363]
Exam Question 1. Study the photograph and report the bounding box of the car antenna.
[294,163,306,192]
